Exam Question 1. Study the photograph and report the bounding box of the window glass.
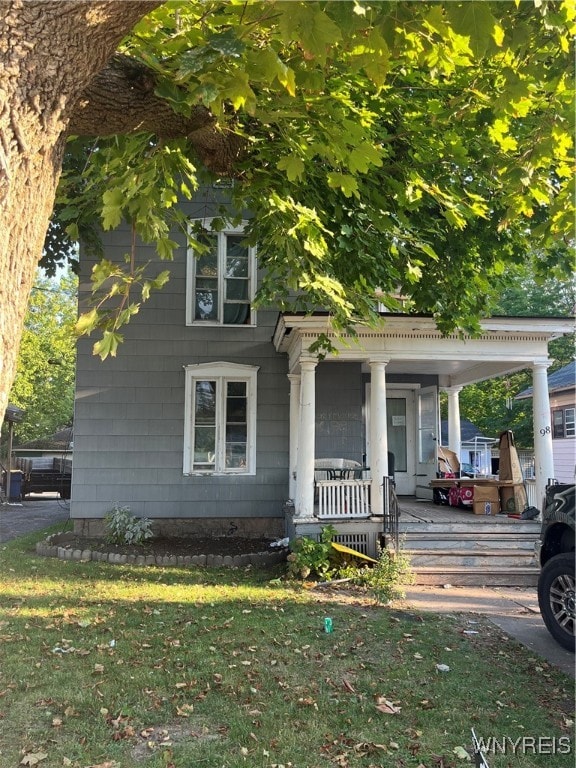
[189,225,254,325]
[193,381,216,468]
[553,409,565,438]
[387,398,407,472]
[185,365,257,474]
[565,407,575,437]
[418,390,436,463]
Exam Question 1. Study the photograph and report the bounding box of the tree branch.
[68,54,245,174]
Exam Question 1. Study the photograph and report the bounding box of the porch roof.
[272,313,573,387]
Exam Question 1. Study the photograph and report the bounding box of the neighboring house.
[440,419,496,475]
[516,361,576,484]
[69,193,573,541]
[12,427,74,461]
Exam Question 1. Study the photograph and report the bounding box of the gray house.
[71,196,573,543]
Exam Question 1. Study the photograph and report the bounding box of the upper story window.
[186,220,256,326]
[552,406,575,439]
[183,362,258,475]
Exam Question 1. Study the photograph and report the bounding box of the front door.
[416,385,439,499]
[365,385,416,495]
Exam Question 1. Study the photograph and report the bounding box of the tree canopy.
[0,1,574,426]
[454,262,575,447]
[48,0,575,358]
[4,270,77,446]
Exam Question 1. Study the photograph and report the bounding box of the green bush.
[104,504,154,546]
[287,525,339,579]
[288,527,414,603]
[341,546,414,603]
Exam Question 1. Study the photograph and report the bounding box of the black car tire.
[537,553,575,653]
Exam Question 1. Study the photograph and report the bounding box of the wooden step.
[403,534,537,551]
[412,566,539,587]
[399,520,540,535]
[406,548,537,569]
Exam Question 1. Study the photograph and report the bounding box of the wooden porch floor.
[397,496,535,526]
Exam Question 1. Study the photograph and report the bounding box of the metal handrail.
[382,475,399,550]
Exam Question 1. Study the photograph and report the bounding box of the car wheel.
[537,553,575,652]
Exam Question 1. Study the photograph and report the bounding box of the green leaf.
[351,28,390,87]
[280,4,342,64]
[93,331,124,360]
[278,154,305,182]
[75,308,99,336]
[327,172,359,198]
[348,142,383,174]
[101,188,125,230]
[446,2,499,58]
[208,29,245,58]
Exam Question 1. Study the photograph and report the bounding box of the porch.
[287,492,541,587]
[274,313,570,530]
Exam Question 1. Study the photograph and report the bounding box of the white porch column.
[287,373,300,501]
[295,360,317,518]
[533,361,555,509]
[446,386,463,457]
[369,358,389,516]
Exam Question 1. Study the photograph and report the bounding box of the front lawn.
[0,527,573,768]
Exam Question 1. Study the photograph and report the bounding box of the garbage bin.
[4,469,23,501]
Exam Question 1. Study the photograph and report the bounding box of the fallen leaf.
[85,762,121,768]
[375,696,401,715]
[342,678,356,693]
[453,745,472,760]
[20,754,48,766]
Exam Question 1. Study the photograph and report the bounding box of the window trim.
[183,362,258,475]
[552,406,575,439]
[186,219,256,326]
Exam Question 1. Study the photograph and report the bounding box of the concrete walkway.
[1,498,573,677]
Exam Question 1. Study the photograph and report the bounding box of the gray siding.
[315,363,364,462]
[72,215,290,524]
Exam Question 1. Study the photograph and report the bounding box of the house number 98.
[539,426,551,436]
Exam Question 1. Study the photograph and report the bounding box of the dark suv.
[537,483,575,652]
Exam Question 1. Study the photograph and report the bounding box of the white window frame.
[553,406,575,439]
[183,362,258,475]
[186,219,256,326]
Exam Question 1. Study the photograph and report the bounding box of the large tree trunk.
[0,1,160,428]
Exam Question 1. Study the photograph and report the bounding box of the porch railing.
[316,479,371,519]
[382,475,399,550]
[524,479,538,510]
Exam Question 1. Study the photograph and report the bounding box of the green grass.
[0,527,573,768]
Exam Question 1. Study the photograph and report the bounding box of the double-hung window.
[184,363,258,475]
[552,406,575,439]
[187,220,256,326]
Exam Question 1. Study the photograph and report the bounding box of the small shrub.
[287,525,339,579]
[342,546,414,603]
[104,504,154,546]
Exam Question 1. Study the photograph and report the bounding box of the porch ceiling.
[273,313,574,387]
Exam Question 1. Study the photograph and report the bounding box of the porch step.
[403,533,537,551]
[399,520,540,535]
[412,566,539,587]
[399,519,540,587]
[406,548,537,569]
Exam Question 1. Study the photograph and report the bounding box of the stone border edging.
[36,531,288,568]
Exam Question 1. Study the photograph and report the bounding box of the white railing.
[525,479,538,510]
[317,479,371,519]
